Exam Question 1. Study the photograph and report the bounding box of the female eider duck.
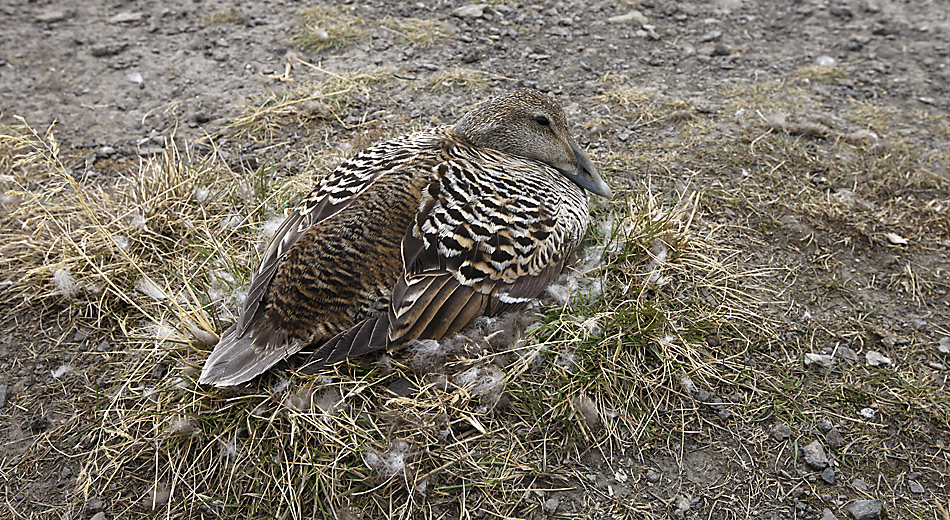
[199,88,612,387]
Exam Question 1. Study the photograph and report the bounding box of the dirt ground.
[1,0,949,519]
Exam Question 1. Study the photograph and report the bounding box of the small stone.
[97,340,111,352]
[717,409,732,420]
[608,10,648,26]
[834,347,859,363]
[909,480,924,493]
[772,422,792,441]
[848,499,883,520]
[700,29,722,42]
[35,9,69,23]
[822,508,838,520]
[928,362,946,370]
[815,55,836,67]
[91,513,107,520]
[803,440,829,469]
[453,4,487,18]
[826,427,845,448]
[818,419,833,433]
[543,497,559,514]
[108,12,145,24]
[26,416,50,433]
[851,478,869,491]
[127,72,144,86]
[884,232,908,245]
[90,42,128,57]
[60,467,73,479]
[881,336,899,348]
[0,385,7,408]
[673,495,691,512]
[865,351,891,367]
[937,337,950,355]
[85,498,106,515]
[805,353,835,369]
[821,467,835,484]
[645,469,661,483]
[859,408,875,420]
[96,146,116,158]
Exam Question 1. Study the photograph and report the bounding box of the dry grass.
[225,70,392,142]
[380,17,450,48]
[426,67,493,93]
[3,71,949,518]
[294,5,368,53]
[0,105,772,518]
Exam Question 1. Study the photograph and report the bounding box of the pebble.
[91,513,107,520]
[608,10,648,26]
[909,480,924,493]
[96,146,116,158]
[543,497,559,514]
[673,495,691,513]
[700,29,722,42]
[645,469,661,483]
[453,4,487,19]
[772,422,792,441]
[90,43,129,57]
[848,499,883,520]
[821,467,835,484]
[865,351,891,367]
[834,347,859,363]
[822,508,838,520]
[937,337,950,356]
[815,55,836,67]
[85,498,106,515]
[35,9,69,23]
[0,385,7,408]
[805,353,835,369]
[818,419,833,433]
[108,12,145,24]
[928,362,946,370]
[803,440,829,469]
[859,408,875,420]
[826,427,845,448]
[127,72,144,87]
[851,478,869,491]
[26,416,50,433]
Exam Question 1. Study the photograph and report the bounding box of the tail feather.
[199,325,304,387]
[298,315,389,374]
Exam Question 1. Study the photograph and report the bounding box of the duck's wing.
[300,154,588,370]
[199,133,438,386]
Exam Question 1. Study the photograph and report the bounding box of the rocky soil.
[1,0,948,519]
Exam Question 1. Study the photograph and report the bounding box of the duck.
[199,88,612,387]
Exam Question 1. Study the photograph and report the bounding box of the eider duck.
[199,88,612,387]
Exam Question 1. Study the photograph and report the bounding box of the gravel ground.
[1,0,948,518]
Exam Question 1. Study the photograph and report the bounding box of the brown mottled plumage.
[199,89,612,387]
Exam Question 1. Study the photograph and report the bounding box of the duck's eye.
[535,116,550,127]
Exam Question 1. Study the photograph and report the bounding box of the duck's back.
[200,129,446,386]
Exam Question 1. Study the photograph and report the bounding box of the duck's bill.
[567,140,613,199]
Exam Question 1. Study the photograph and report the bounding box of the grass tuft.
[295,6,368,53]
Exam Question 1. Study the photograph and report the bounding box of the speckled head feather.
[454,89,612,198]
[199,89,611,387]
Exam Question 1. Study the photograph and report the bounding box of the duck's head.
[453,88,613,199]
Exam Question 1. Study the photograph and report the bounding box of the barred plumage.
[199,89,612,387]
